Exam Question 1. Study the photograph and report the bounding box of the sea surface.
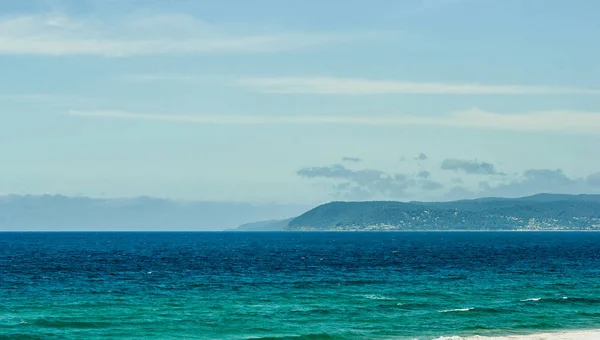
[1,232,599,339]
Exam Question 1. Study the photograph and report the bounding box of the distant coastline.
[286,229,600,232]
[2,193,599,232]
[233,193,600,232]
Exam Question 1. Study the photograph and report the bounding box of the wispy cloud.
[236,77,600,95]
[441,159,501,175]
[417,171,431,179]
[68,108,600,133]
[296,163,445,200]
[0,13,366,56]
[462,169,600,199]
[415,153,428,161]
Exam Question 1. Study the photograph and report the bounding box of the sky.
[1,0,600,204]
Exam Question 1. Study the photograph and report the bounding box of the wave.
[432,329,600,339]
[0,334,45,340]
[519,296,598,304]
[560,297,600,304]
[438,307,506,314]
[248,333,339,340]
[394,301,435,309]
[439,308,474,313]
[520,298,542,302]
[362,294,394,300]
[30,318,112,329]
[288,308,332,315]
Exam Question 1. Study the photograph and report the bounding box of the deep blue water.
[1,232,600,339]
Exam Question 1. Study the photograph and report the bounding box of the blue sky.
[1,0,600,204]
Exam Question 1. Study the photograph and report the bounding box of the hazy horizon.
[1,192,598,231]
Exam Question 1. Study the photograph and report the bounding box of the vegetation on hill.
[286,194,600,231]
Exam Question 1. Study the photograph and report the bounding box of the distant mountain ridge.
[5,194,600,231]
[228,218,292,231]
[286,194,600,231]
[0,195,308,231]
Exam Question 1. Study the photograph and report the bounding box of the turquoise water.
[1,232,599,339]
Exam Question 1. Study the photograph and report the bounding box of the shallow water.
[1,232,599,339]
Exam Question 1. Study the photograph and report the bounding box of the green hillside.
[286,194,600,231]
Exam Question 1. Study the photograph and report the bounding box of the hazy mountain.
[0,195,309,231]
[229,218,293,231]
[287,194,600,231]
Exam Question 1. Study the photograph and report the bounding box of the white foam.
[520,298,541,302]
[439,308,474,313]
[363,294,394,300]
[432,329,600,340]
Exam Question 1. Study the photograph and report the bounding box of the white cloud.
[67,108,600,132]
[0,13,362,56]
[236,77,600,95]
[458,168,600,199]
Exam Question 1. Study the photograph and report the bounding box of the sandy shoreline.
[434,329,600,340]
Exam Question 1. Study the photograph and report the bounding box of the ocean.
[1,232,599,339]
